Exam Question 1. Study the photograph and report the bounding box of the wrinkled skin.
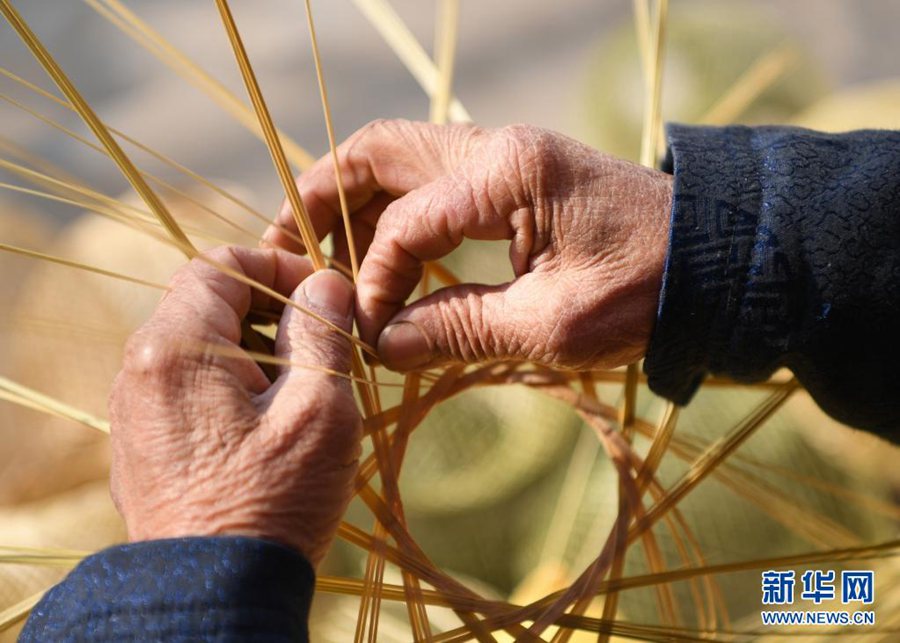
[112,121,672,562]
[109,247,361,566]
[264,120,673,372]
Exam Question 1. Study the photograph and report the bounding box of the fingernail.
[362,350,382,367]
[260,228,276,247]
[300,270,354,319]
[378,322,431,371]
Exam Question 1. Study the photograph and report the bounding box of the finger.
[262,119,482,251]
[329,191,394,270]
[158,247,313,342]
[355,169,529,344]
[256,270,362,568]
[273,269,355,384]
[376,275,549,371]
[129,247,313,392]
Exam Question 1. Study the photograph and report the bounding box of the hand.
[264,120,673,372]
[108,247,361,566]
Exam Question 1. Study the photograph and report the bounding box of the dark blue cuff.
[645,124,900,437]
[21,537,315,642]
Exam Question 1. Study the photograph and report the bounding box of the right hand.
[263,120,673,372]
[109,247,361,566]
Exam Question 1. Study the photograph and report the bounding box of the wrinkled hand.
[264,120,673,371]
[109,247,361,566]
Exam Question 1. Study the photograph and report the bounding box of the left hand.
[263,119,672,372]
[108,246,361,566]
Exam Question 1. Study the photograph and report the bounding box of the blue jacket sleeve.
[20,537,315,642]
[644,124,900,442]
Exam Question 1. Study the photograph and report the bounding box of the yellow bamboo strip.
[631,380,799,542]
[351,0,470,122]
[635,401,678,493]
[213,0,324,270]
[0,176,374,350]
[0,555,81,567]
[294,0,396,628]
[0,66,307,249]
[424,260,462,286]
[0,544,89,558]
[393,375,433,641]
[733,453,900,520]
[0,180,209,249]
[0,590,44,632]
[631,0,651,78]
[0,376,110,433]
[431,538,900,641]
[701,45,797,126]
[3,133,371,352]
[81,0,315,169]
[0,165,235,249]
[640,0,668,169]
[197,253,375,355]
[600,402,678,643]
[0,158,160,221]
[0,90,263,244]
[0,136,82,188]
[198,343,402,389]
[0,241,168,291]
[621,0,668,433]
[302,0,360,279]
[0,0,196,258]
[429,0,460,125]
[634,422,865,548]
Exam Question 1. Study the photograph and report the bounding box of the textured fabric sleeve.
[644,124,900,441]
[20,537,315,642]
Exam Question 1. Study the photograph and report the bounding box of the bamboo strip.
[701,45,797,126]
[0,590,43,632]
[0,91,263,244]
[197,343,403,389]
[0,66,307,249]
[0,0,196,258]
[0,376,110,433]
[302,0,360,279]
[0,241,167,291]
[429,0,460,125]
[621,0,668,431]
[213,0,324,270]
[429,538,900,640]
[81,0,315,169]
[351,0,470,122]
[631,380,799,541]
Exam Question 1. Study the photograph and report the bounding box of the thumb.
[275,269,355,382]
[377,276,546,371]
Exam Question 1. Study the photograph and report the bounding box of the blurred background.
[1,1,899,640]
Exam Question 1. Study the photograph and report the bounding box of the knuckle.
[122,329,183,378]
[366,117,392,132]
[359,118,408,143]
[167,246,233,293]
[492,125,556,191]
[195,246,241,280]
[434,292,492,362]
[201,245,236,265]
[497,123,546,155]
